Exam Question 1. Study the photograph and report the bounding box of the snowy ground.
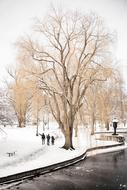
[0,123,127,178]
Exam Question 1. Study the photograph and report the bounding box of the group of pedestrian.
[40,133,55,146]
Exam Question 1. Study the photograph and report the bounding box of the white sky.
[0,0,127,85]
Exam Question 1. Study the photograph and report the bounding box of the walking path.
[0,125,127,178]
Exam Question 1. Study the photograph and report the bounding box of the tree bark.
[91,113,95,135]
[62,127,74,150]
[75,124,78,137]
[18,117,26,128]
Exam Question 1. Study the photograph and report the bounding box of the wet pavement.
[4,135,127,190]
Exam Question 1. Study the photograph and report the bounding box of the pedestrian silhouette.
[40,133,45,145]
[46,134,50,145]
[112,118,118,135]
[51,136,55,145]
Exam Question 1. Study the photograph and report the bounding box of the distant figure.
[46,134,50,145]
[51,136,55,145]
[40,133,45,145]
[112,118,118,135]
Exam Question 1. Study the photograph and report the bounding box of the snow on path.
[0,124,126,178]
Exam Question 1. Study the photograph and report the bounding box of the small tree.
[85,84,99,135]
[8,69,32,128]
[97,84,113,130]
[0,88,16,126]
[31,89,45,135]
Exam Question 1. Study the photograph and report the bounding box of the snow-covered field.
[0,123,126,178]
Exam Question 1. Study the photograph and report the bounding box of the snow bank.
[0,124,126,178]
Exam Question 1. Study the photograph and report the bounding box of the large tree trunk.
[62,127,74,150]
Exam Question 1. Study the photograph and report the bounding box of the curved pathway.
[1,136,127,190]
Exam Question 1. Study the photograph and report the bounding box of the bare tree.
[17,9,113,149]
[7,69,32,128]
[94,69,127,130]
[31,88,45,135]
[112,70,127,125]
[0,88,16,126]
[97,82,114,130]
[85,84,99,135]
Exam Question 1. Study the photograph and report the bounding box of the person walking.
[46,134,50,145]
[51,136,55,145]
[112,118,118,135]
[39,133,45,145]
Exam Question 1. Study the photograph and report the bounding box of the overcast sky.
[0,0,127,85]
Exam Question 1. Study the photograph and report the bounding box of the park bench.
[6,151,16,157]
